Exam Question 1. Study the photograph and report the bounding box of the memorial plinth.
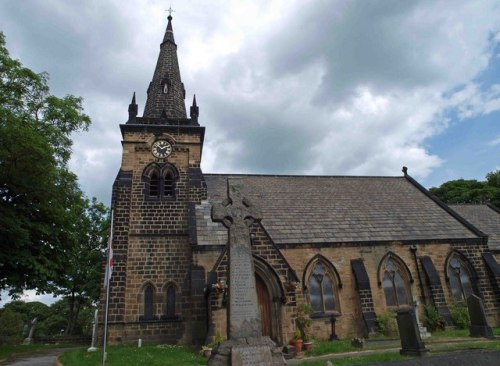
[207,179,285,366]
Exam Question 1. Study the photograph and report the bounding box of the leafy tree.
[0,308,23,337]
[53,198,109,334]
[429,170,500,207]
[0,32,91,294]
[486,170,500,188]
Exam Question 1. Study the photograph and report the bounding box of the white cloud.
[489,136,500,146]
[0,0,499,204]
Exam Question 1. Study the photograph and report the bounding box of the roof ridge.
[203,173,404,179]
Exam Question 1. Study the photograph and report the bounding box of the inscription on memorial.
[209,179,285,365]
[212,179,263,339]
[231,345,272,366]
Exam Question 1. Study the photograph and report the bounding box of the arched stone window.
[149,171,160,197]
[166,285,176,318]
[378,253,412,307]
[446,252,475,302]
[304,256,341,317]
[164,171,174,197]
[161,282,180,321]
[141,284,155,321]
[143,163,178,200]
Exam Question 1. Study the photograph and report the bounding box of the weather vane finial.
[166,5,175,17]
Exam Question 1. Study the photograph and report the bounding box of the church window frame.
[445,251,477,303]
[303,255,342,318]
[377,252,413,308]
[143,163,179,201]
[138,282,157,321]
[160,281,181,321]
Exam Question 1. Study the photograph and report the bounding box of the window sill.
[310,311,340,320]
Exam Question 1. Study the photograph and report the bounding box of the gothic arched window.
[379,254,411,307]
[164,171,174,197]
[166,286,176,318]
[149,171,160,197]
[306,259,341,316]
[143,163,178,201]
[447,254,474,302]
[144,285,154,320]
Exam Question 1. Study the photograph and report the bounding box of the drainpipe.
[410,245,427,306]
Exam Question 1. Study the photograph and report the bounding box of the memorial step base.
[207,336,286,366]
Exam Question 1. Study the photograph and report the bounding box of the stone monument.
[396,307,428,357]
[467,294,493,338]
[87,309,99,352]
[208,179,285,366]
[23,317,37,345]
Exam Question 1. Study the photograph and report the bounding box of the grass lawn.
[0,344,75,361]
[429,327,500,339]
[304,339,357,357]
[58,344,206,366]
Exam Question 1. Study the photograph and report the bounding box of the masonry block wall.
[278,239,500,341]
[101,125,207,345]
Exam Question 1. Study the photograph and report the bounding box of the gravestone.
[396,307,429,357]
[207,179,285,366]
[467,294,493,338]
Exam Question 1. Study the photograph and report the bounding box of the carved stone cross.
[212,179,262,339]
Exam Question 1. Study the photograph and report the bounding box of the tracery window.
[447,254,474,302]
[380,255,411,307]
[307,261,340,315]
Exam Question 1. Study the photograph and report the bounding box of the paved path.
[288,349,500,366]
[367,349,500,366]
[3,348,69,366]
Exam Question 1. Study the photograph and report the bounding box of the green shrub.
[0,308,24,337]
[376,310,399,337]
[450,303,470,329]
[424,305,446,331]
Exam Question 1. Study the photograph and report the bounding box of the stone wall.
[100,124,207,345]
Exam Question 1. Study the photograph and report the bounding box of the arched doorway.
[256,274,272,337]
[253,256,285,344]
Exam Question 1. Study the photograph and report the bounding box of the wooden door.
[256,275,272,338]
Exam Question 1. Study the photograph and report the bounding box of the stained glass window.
[308,262,337,313]
[382,258,410,307]
[448,255,474,302]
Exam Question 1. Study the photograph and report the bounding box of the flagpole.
[102,210,114,366]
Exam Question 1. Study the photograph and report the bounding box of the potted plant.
[290,330,303,352]
[296,304,314,350]
[201,346,212,358]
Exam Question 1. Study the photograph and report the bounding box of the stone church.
[101,15,500,345]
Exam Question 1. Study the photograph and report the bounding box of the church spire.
[128,92,138,121]
[190,94,199,123]
[143,13,187,119]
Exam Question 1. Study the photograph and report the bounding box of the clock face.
[151,140,172,158]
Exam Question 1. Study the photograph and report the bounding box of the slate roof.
[449,204,500,252]
[194,174,479,246]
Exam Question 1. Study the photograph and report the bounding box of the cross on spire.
[166,5,175,17]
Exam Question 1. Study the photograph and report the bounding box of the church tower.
[103,14,207,344]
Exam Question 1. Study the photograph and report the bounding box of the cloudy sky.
[0,1,499,306]
[1,0,499,210]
